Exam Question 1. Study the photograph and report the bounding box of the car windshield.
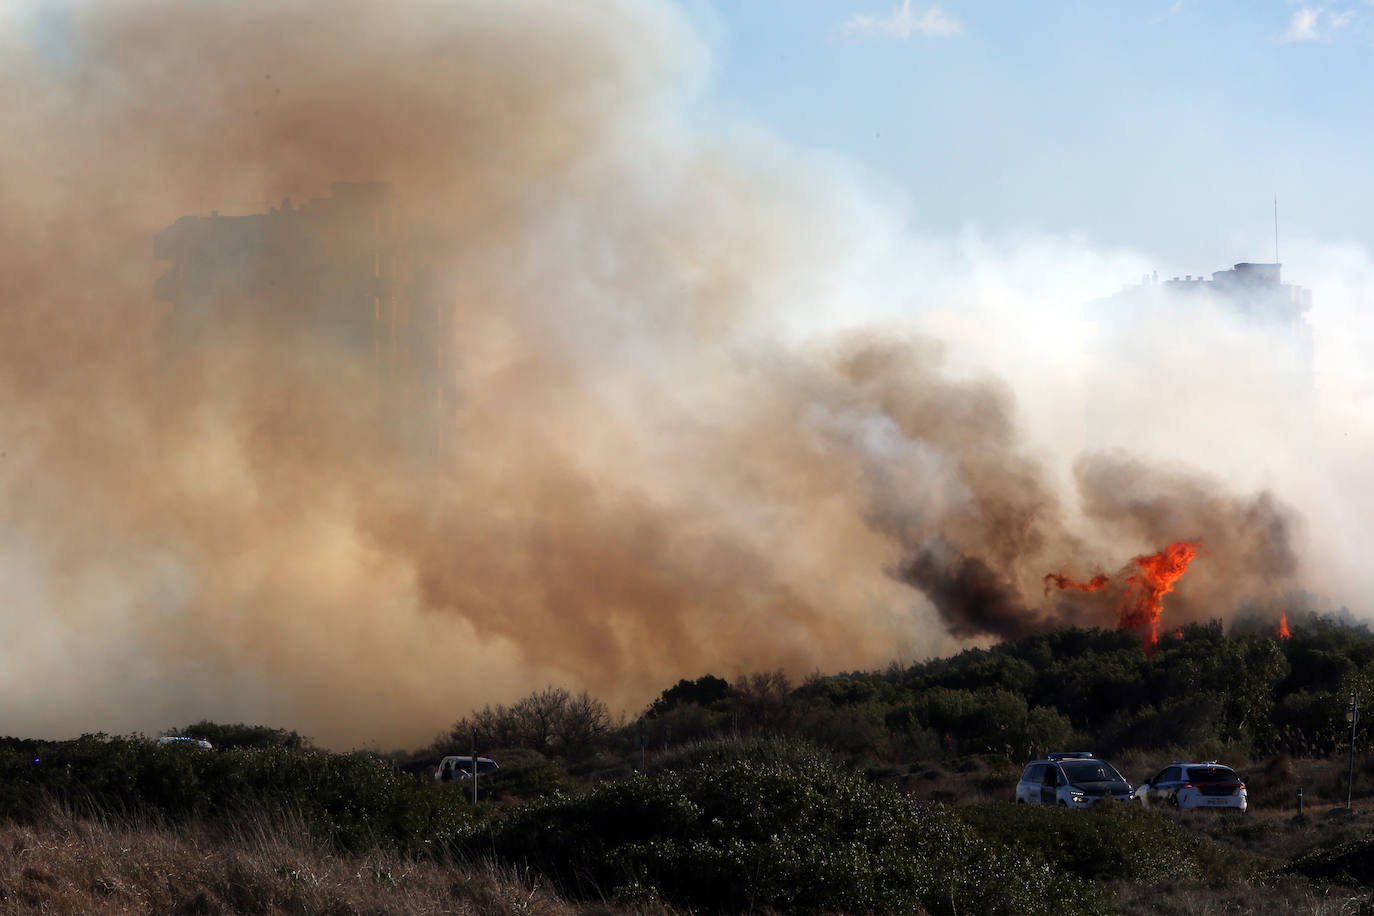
[1186,766,1238,783]
[449,758,498,774]
[1062,760,1126,785]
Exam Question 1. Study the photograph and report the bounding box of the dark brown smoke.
[1068,452,1301,625]
[0,0,1306,747]
[899,548,1050,639]
[851,339,1302,642]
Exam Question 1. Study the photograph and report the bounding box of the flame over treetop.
[1042,572,1111,592]
[1044,540,1201,652]
[1279,612,1291,639]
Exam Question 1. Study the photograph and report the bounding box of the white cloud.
[1282,8,1322,41]
[842,1,962,39]
[1145,1,1184,27]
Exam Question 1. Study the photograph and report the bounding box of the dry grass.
[0,805,654,916]
[1107,875,1371,915]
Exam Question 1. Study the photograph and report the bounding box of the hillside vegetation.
[3,618,1374,913]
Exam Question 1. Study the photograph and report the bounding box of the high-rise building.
[1090,260,1314,390]
[154,182,457,457]
[1113,262,1312,321]
[1079,260,1316,454]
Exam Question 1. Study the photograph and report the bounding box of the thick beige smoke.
[0,0,1313,748]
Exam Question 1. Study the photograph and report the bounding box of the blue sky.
[680,0,1374,273]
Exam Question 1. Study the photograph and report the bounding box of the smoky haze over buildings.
[0,0,1351,748]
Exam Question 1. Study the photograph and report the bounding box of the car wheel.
[1058,800,1068,807]
[1017,798,1026,804]
[1169,794,1179,809]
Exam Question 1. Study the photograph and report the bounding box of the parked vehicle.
[156,736,213,750]
[1014,752,1134,807]
[1133,761,1247,812]
[435,755,499,782]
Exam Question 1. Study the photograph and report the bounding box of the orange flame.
[1120,541,1199,651]
[1278,612,1291,639]
[1045,540,1200,652]
[1042,572,1111,593]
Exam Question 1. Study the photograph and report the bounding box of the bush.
[646,674,732,717]
[0,735,485,855]
[889,688,1077,760]
[1286,832,1374,887]
[957,801,1245,884]
[168,721,311,751]
[477,737,1104,914]
[635,702,727,749]
[437,687,611,762]
[473,748,574,802]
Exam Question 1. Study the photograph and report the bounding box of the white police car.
[435,755,499,782]
[1133,760,1248,812]
[1015,752,1134,807]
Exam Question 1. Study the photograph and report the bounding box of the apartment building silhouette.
[154,182,457,458]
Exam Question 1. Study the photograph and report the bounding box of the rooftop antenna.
[1274,195,1280,264]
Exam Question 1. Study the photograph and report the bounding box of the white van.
[1014,752,1133,807]
[435,755,498,782]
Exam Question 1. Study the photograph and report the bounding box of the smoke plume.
[0,0,1341,747]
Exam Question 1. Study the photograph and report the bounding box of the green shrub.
[472,748,573,802]
[1286,832,1374,887]
[0,735,485,855]
[647,674,733,717]
[477,737,1105,914]
[957,801,1245,884]
[168,721,311,751]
